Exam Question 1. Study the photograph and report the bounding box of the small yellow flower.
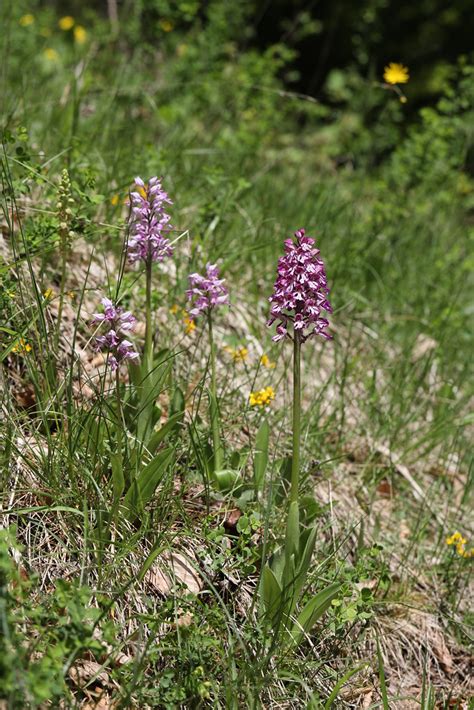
[383,62,409,85]
[19,14,35,27]
[12,338,32,354]
[67,291,76,300]
[183,315,196,335]
[170,304,180,315]
[159,19,174,32]
[260,354,276,369]
[249,386,275,408]
[44,48,59,62]
[446,531,472,557]
[225,346,248,363]
[110,194,120,206]
[58,16,75,31]
[137,185,147,200]
[73,25,87,44]
[43,288,55,300]
[446,531,466,546]
[7,290,15,299]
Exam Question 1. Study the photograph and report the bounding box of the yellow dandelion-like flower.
[12,338,32,354]
[44,48,59,62]
[183,315,196,335]
[110,194,120,206]
[383,62,409,85]
[19,14,35,27]
[58,16,75,31]
[249,386,275,408]
[43,288,55,300]
[159,19,174,32]
[260,354,276,369]
[73,25,87,44]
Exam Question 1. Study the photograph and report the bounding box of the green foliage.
[0,529,110,707]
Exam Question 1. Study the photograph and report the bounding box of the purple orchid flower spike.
[127,176,173,264]
[267,228,332,343]
[186,262,230,318]
[92,298,139,371]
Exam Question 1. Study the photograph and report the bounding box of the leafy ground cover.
[1,3,473,708]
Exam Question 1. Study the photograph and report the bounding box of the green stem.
[208,311,223,471]
[144,255,153,370]
[115,368,123,454]
[290,332,301,506]
[54,232,68,354]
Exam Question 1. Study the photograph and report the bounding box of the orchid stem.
[144,255,153,370]
[208,311,223,471]
[290,331,301,506]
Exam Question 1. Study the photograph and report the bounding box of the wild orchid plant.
[261,228,340,647]
[126,177,181,447]
[186,263,237,490]
[87,177,181,528]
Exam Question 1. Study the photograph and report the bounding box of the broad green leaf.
[291,526,317,612]
[169,386,185,423]
[146,411,184,456]
[285,501,300,564]
[261,564,282,623]
[214,469,240,492]
[253,419,269,492]
[290,581,340,647]
[122,447,174,521]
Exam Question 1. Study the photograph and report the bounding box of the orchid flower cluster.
[186,263,230,317]
[92,297,139,371]
[127,176,173,264]
[267,228,332,343]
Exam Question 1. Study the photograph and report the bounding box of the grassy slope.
[1,5,473,709]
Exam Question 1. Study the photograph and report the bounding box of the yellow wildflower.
[446,531,466,546]
[183,315,196,335]
[19,14,35,27]
[43,288,55,300]
[170,304,180,315]
[58,16,75,31]
[67,291,76,300]
[44,48,59,62]
[225,346,248,363]
[249,386,275,408]
[74,25,87,44]
[111,194,120,206]
[383,63,409,85]
[260,353,276,369]
[159,19,174,32]
[446,531,473,558]
[12,338,32,354]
